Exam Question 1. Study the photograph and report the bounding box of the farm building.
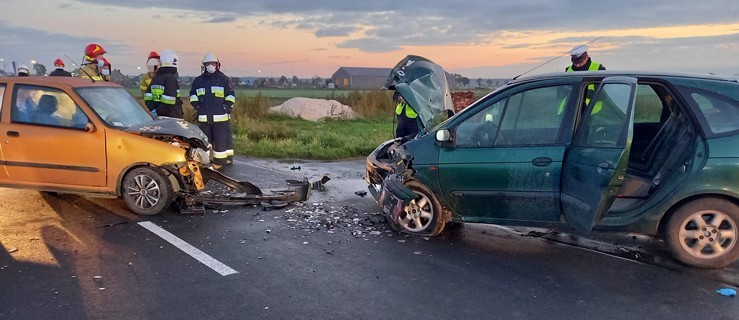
[331,67,392,89]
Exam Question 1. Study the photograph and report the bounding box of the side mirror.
[85,122,96,133]
[435,129,451,142]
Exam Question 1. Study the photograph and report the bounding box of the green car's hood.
[384,55,453,131]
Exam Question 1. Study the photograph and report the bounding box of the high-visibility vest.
[395,102,418,118]
[560,62,602,114]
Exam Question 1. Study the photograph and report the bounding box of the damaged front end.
[126,118,325,213]
[366,138,419,223]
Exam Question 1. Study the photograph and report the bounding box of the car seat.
[34,94,59,126]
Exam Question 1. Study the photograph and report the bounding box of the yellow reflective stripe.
[196,88,206,96]
[198,115,208,122]
[213,151,228,159]
[144,93,154,101]
[226,149,234,156]
[225,95,236,103]
[190,95,199,102]
[211,86,225,98]
[213,114,229,122]
[161,95,176,105]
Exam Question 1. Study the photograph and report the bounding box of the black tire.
[121,166,173,216]
[396,180,447,236]
[664,197,739,268]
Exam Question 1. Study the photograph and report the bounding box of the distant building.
[331,67,392,89]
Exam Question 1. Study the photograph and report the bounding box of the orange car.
[0,76,213,215]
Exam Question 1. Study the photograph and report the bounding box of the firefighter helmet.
[160,50,178,68]
[84,43,106,59]
[147,51,160,60]
[202,52,220,71]
[54,58,65,67]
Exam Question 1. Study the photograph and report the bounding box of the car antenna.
[511,36,603,81]
[64,54,95,83]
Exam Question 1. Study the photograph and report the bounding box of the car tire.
[121,166,173,216]
[664,197,739,268]
[397,180,446,236]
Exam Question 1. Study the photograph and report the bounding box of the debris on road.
[279,202,389,238]
[413,251,423,255]
[355,191,367,197]
[290,166,301,171]
[716,288,736,297]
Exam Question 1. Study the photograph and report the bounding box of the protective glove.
[223,104,233,114]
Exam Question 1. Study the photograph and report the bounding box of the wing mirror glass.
[435,129,451,142]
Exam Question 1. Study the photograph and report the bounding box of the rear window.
[675,84,739,136]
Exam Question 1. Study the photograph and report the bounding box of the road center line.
[138,221,238,276]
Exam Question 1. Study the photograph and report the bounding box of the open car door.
[561,76,638,232]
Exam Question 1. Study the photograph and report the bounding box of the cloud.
[203,15,238,23]
[315,26,356,37]
[0,22,129,70]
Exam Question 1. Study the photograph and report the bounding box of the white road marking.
[138,221,238,276]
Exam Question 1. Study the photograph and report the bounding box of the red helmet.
[54,58,65,67]
[148,51,160,60]
[84,43,106,59]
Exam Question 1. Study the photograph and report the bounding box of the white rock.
[269,98,356,121]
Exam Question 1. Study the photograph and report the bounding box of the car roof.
[513,70,738,85]
[0,76,120,89]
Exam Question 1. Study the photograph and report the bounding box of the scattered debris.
[324,249,335,255]
[279,202,389,239]
[302,242,309,245]
[413,251,423,255]
[716,288,737,297]
[262,200,289,211]
[99,288,106,291]
[92,276,102,280]
[355,191,367,197]
[290,166,301,171]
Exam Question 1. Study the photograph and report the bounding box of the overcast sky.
[0,0,737,78]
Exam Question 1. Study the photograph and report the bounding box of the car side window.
[634,85,663,124]
[0,85,5,116]
[574,83,633,147]
[12,85,89,129]
[688,91,739,135]
[496,85,572,145]
[455,99,505,147]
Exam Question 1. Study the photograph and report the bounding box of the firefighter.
[394,91,419,138]
[17,65,30,77]
[189,53,236,168]
[145,49,183,119]
[560,45,607,114]
[49,58,72,77]
[101,58,112,81]
[78,43,106,81]
[139,51,160,96]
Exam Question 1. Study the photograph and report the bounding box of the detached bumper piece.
[372,176,418,220]
[178,167,330,214]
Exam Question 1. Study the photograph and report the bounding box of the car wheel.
[664,198,739,268]
[121,166,173,216]
[397,180,446,236]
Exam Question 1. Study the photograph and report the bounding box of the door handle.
[597,161,610,174]
[6,131,19,137]
[531,157,552,167]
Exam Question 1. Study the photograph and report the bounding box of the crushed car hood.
[125,118,210,149]
[385,55,453,130]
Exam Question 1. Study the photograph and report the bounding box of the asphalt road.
[1,157,737,319]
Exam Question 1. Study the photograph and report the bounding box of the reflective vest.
[395,102,417,118]
[139,72,155,96]
[560,62,602,114]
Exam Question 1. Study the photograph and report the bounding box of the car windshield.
[76,87,153,128]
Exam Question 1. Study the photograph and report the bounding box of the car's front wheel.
[664,197,739,268]
[396,180,446,236]
[121,166,173,216]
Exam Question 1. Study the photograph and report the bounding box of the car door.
[561,76,638,232]
[437,83,577,222]
[1,84,107,187]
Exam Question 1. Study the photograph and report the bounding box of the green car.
[366,56,739,268]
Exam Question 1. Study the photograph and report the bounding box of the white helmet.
[18,65,30,75]
[160,49,178,68]
[202,52,218,64]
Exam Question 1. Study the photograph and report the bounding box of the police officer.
[394,91,419,138]
[139,51,160,96]
[145,49,183,119]
[562,45,607,114]
[49,58,72,77]
[190,53,236,167]
[78,43,106,81]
